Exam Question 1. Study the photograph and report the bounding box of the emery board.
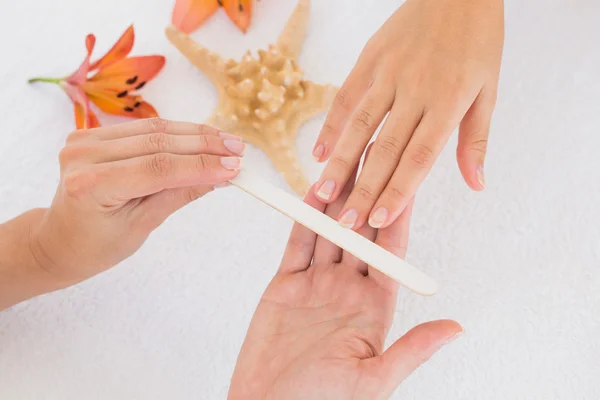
[230,170,438,296]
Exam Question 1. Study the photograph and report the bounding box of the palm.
[229,182,461,400]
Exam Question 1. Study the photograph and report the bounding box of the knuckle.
[63,170,92,199]
[470,138,488,155]
[195,154,211,172]
[355,184,376,202]
[184,186,209,203]
[376,135,404,159]
[330,155,352,170]
[335,88,353,111]
[385,186,408,203]
[147,153,173,179]
[198,134,210,150]
[409,144,435,168]
[352,108,375,132]
[147,117,168,133]
[321,122,339,138]
[146,132,171,153]
[197,123,208,135]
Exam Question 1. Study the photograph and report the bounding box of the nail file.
[229,171,438,296]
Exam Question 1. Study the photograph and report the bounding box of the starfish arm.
[296,81,338,119]
[276,0,311,61]
[263,143,311,196]
[165,25,227,86]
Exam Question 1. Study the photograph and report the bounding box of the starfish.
[166,0,337,196]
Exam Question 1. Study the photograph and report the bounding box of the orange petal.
[86,56,165,91]
[223,0,252,33]
[172,0,219,34]
[86,88,158,119]
[61,83,99,129]
[67,34,96,85]
[89,25,135,71]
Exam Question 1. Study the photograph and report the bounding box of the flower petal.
[172,0,219,34]
[86,56,165,91]
[61,82,99,129]
[86,87,158,119]
[67,34,96,85]
[223,0,252,33]
[89,25,135,71]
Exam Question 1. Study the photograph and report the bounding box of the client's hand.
[229,173,461,399]
[1,118,244,309]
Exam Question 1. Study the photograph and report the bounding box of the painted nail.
[369,207,389,228]
[220,157,242,170]
[338,209,358,229]
[219,131,242,141]
[476,166,485,189]
[316,180,336,200]
[214,182,231,189]
[223,139,246,155]
[312,144,324,161]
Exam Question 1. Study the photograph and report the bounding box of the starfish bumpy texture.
[166,0,337,195]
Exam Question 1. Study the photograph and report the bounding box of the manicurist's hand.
[0,118,245,309]
[313,0,504,230]
[228,167,462,399]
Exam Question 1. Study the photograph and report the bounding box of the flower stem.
[28,77,62,84]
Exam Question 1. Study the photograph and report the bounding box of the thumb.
[372,320,463,398]
[457,88,496,191]
[131,183,222,231]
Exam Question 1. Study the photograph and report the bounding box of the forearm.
[0,209,60,310]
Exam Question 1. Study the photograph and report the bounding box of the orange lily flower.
[28,25,165,129]
[172,0,253,34]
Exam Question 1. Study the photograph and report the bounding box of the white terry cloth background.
[1,0,599,399]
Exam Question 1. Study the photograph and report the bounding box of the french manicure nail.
[316,180,336,200]
[221,157,242,170]
[223,139,246,155]
[476,166,485,189]
[219,131,242,141]
[369,207,388,228]
[338,209,358,229]
[214,182,231,189]
[312,144,324,161]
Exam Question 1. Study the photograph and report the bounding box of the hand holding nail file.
[230,170,438,296]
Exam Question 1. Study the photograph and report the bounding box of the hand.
[29,118,245,289]
[228,171,461,399]
[312,0,504,230]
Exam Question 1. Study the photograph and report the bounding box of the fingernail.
[312,144,324,161]
[476,166,485,189]
[369,207,388,228]
[214,182,231,189]
[338,209,358,229]
[219,131,242,141]
[223,139,246,155]
[316,180,335,200]
[443,330,464,347]
[221,157,242,170]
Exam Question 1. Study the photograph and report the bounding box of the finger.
[314,81,395,204]
[278,187,327,274]
[130,184,216,231]
[82,118,239,141]
[457,88,496,191]
[341,143,377,271]
[368,199,414,292]
[366,320,463,398]
[336,103,422,230]
[368,114,450,229]
[74,153,242,205]
[89,132,245,163]
[312,62,373,162]
[314,167,358,265]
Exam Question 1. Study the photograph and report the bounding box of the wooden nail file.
[230,171,438,296]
